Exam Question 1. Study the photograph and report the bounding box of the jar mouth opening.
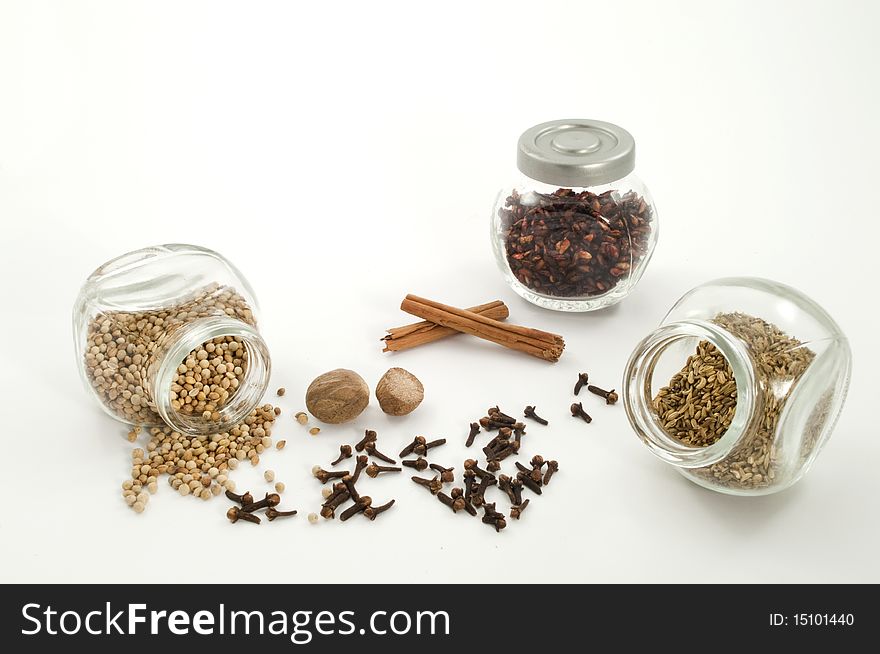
[152,317,271,435]
[623,320,758,468]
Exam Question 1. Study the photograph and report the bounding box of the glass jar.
[491,119,658,312]
[73,244,272,435]
[623,277,851,495]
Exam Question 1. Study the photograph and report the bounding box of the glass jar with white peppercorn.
[622,277,851,496]
[491,119,658,312]
[73,244,272,435]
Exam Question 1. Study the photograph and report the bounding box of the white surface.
[1,0,878,584]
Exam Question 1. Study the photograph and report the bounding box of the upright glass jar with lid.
[491,119,658,311]
[73,244,272,435]
[623,277,851,495]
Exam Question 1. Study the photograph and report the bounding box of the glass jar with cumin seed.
[491,119,658,311]
[73,244,272,435]
[623,277,851,495]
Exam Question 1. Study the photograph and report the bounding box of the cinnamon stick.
[383,300,510,352]
[399,295,564,362]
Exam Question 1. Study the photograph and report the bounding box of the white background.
[1,0,878,584]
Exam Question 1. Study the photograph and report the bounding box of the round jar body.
[492,171,657,311]
[623,278,851,495]
[73,244,272,435]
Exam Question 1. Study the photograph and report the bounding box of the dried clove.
[266,507,298,521]
[320,490,351,519]
[312,466,349,484]
[517,471,543,496]
[365,442,397,465]
[411,475,443,495]
[523,405,548,425]
[340,496,372,522]
[402,457,429,471]
[570,402,592,423]
[487,406,517,425]
[465,422,481,447]
[428,463,455,483]
[350,455,369,484]
[363,499,395,521]
[241,492,281,513]
[399,436,426,458]
[463,458,494,480]
[366,464,402,478]
[437,491,464,513]
[480,502,506,532]
[587,384,619,405]
[498,474,517,504]
[224,489,254,506]
[472,474,497,507]
[450,487,476,516]
[342,474,360,503]
[227,506,261,524]
[574,372,590,395]
[543,460,559,486]
[479,417,509,431]
[355,429,378,452]
[413,438,446,456]
[510,499,530,520]
[331,445,353,466]
[511,477,523,505]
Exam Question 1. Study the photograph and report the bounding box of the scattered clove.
[480,502,506,532]
[465,422,481,447]
[428,464,455,483]
[266,507,298,521]
[523,405,548,425]
[413,438,446,456]
[510,499,530,520]
[517,471,543,495]
[402,457,429,471]
[351,455,368,484]
[570,402,592,423]
[340,496,372,522]
[227,506,261,525]
[365,441,397,465]
[411,475,443,495]
[355,429,378,452]
[366,464,402,478]
[363,499,396,521]
[451,487,477,516]
[587,384,619,405]
[543,460,559,486]
[225,489,254,506]
[241,492,281,512]
[399,435,426,458]
[312,466,348,484]
[437,491,464,513]
[574,372,590,395]
[331,445,353,466]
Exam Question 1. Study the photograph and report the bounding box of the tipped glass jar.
[623,278,851,495]
[73,244,272,436]
[491,119,658,312]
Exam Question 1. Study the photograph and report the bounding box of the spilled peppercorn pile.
[121,403,279,513]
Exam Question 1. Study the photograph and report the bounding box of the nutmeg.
[305,369,369,424]
[375,367,424,416]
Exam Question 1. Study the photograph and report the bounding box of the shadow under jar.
[623,277,851,496]
[73,244,271,436]
[491,119,658,312]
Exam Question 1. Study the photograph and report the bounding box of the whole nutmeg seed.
[375,367,424,416]
[305,369,370,424]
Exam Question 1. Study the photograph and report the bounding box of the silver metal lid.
[517,119,636,187]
